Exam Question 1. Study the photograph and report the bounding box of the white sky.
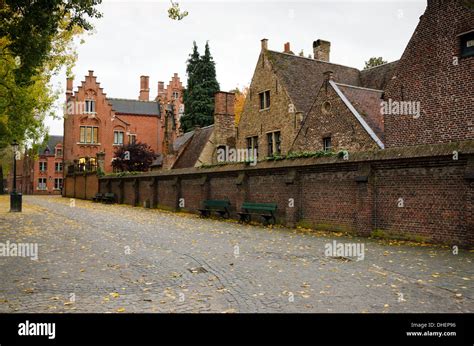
[46,0,427,135]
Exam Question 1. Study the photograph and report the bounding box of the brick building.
[383,0,474,147]
[63,71,183,173]
[236,39,395,159]
[7,136,64,195]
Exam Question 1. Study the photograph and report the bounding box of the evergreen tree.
[181,41,220,133]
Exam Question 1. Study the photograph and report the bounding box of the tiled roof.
[39,135,63,155]
[359,61,398,91]
[173,130,194,153]
[108,98,161,116]
[266,50,361,115]
[333,82,385,146]
[172,126,214,169]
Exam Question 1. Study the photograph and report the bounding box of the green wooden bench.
[238,202,277,224]
[92,193,104,202]
[102,192,116,204]
[198,200,231,218]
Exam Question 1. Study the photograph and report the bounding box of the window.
[460,31,474,58]
[37,178,47,190]
[55,162,63,172]
[54,178,63,190]
[39,161,47,172]
[85,100,95,114]
[246,136,259,158]
[267,131,281,156]
[259,90,270,110]
[323,137,332,152]
[80,126,98,144]
[129,134,136,145]
[172,91,179,100]
[114,131,124,145]
[55,148,62,157]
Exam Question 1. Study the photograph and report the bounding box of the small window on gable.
[460,31,474,58]
[85,100,95,114]
[259,90,270,110]
[323,137,332,152]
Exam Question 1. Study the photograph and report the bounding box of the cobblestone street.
[0,195,472,313]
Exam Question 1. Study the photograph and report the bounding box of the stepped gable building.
[63,71,183,173]
[236,38,397,158]
[382,0,474,147]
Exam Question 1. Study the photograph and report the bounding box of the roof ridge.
[335,82,384,93]
[267,50,360,71]
[107,97,159,103]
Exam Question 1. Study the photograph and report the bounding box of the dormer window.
[460,30,474,58]
[85,100,95,114]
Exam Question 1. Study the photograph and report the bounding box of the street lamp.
[10,139,22,212]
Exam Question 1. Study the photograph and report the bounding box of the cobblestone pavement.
[0,195,472,313]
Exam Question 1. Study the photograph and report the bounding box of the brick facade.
[63,71,183,173]
[383,0,474,147]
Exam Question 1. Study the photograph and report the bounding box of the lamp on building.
[10,139,22,212]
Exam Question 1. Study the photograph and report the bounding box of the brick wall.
[383,0,474,147]
[79,141,474,247]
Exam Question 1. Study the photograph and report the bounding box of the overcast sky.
[47,0,427,135]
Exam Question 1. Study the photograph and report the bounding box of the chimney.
[284,42,291,53]
[213,92,236,147]
[139,75,150,101]
[261,38,268,51]
[313,39,331,62]
[66,77,73,96]
[157,81,165,98]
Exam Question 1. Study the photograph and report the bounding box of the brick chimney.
[284,42,291,54]
[261,38,268,51]
[66,77,73,96]
[139,75,150,101]
[157,81,165,99]
[214,92,236,147]
[313,39,331,62]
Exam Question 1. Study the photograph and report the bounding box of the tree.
[181,41,220,133]
[168,1,188,21]
[0,1,102,191]
[230,86,249,125]
[363,57,388,70]
[112,143,156,172]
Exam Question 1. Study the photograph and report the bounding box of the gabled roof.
[359,61,398,91]
[172,125,214,169]
[108,98,161,116]
[39,135,63,155]
[330,81,384,148]
[266,50,361,115]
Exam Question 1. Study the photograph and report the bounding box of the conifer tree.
[181,41,220,133]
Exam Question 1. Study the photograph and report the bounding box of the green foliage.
[168,1,188,21]
[0,1,102,150]
[363,57,388,70]
[181,41,220,133]
[112,142,156,172]
[267,150,344,161]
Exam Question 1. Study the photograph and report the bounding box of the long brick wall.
[64,141,474,247]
